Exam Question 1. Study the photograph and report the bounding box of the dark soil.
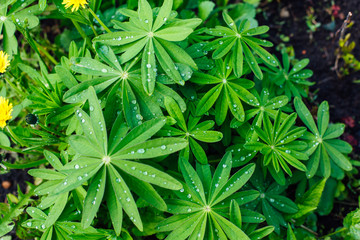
[0,150,33,203]
[258,0,360,236]
[259,0,360,152]
[0,169,32,202]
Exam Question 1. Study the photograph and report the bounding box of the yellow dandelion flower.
[0,51,10,74]
[0,96,13,128]
[62,0,88,12]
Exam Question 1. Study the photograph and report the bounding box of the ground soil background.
[258,0,360,235]
[258,0,360,154]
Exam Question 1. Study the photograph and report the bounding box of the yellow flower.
[0,51,10,73]
[0,96,13,128]
[62,0,88,12]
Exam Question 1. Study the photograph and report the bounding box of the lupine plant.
[0,0,356,239]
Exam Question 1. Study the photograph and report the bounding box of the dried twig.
[335,12,353,39]
[333,12,353,77]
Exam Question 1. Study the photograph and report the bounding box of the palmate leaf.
[294,97,352,178]
[157,96,223,164]
[157,154,264,240]
[38,86,186,233]
[248,169,297,234]
[66,44,186,128]
[204,12,277,79]
[262,51,314,99]
[93,0,201,95]
[245,111,308,185]
[190,58,258,125]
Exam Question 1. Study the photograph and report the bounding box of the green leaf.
[294,97,319,135]
[152,0,173,31]
[289,59,309,75]
[112,159,182,190]
[232,40,243,77]
[45,192,68,227]
[211,211,250,240]
[323,123,345,140]
[113,137,187,159]
[82,167,107,228]
[179,157,206,203]
[249,226,275,240]
[230,200,242,228]
[155,27,194,41]
[199,1,215,20]
[138,0,153,31]
[213,163,255,205]
[225,84,245,122]
[157,39,198,70]
[191,130,223,143]
[317,101,329,136]
[209,152,232,203]
[93,31,147,46]
[70,57,119,76]
[95,44,122,71]
[69,135,103,158]
[266,194,298,213]
[165,96,187,131]
[292,178,327,219]
[153,38,184,85]
[196,84,223,116]
[165,212,204,240]
[106,178,123,236]
[111,117,166,154]
[189,137,208,164]
[87,86,108,154]
[107,164,143,231]
[52,161,103,195]
[141,40,156,95]
[122,173,167,211]
[28,169,66,180]
[287,224,296,240]
[324,142,352,171]
[55,66,78,89]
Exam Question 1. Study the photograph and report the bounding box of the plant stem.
[3,74,26,98]
[71,20,94,52]
[2,159,47,169]
[38,122,66,138]
[0,144,42,154]
[319,227,346,239]
[291,219,318,236]
[34,41,59,65]
[90,23,98,36]
[88,8,112,33]
[6,126,28,147]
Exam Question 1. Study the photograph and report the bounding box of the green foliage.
[0,0,41,55]
[246,169,298,233]
[245,111,308,185]
[294,98,352,179]
[0,0,355,239]
[93,0,201,95]
[261,50,314,99]
[204,11,277,79]
[341,204,360,240]
[0,185,34,236]
[156,154,269,240]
